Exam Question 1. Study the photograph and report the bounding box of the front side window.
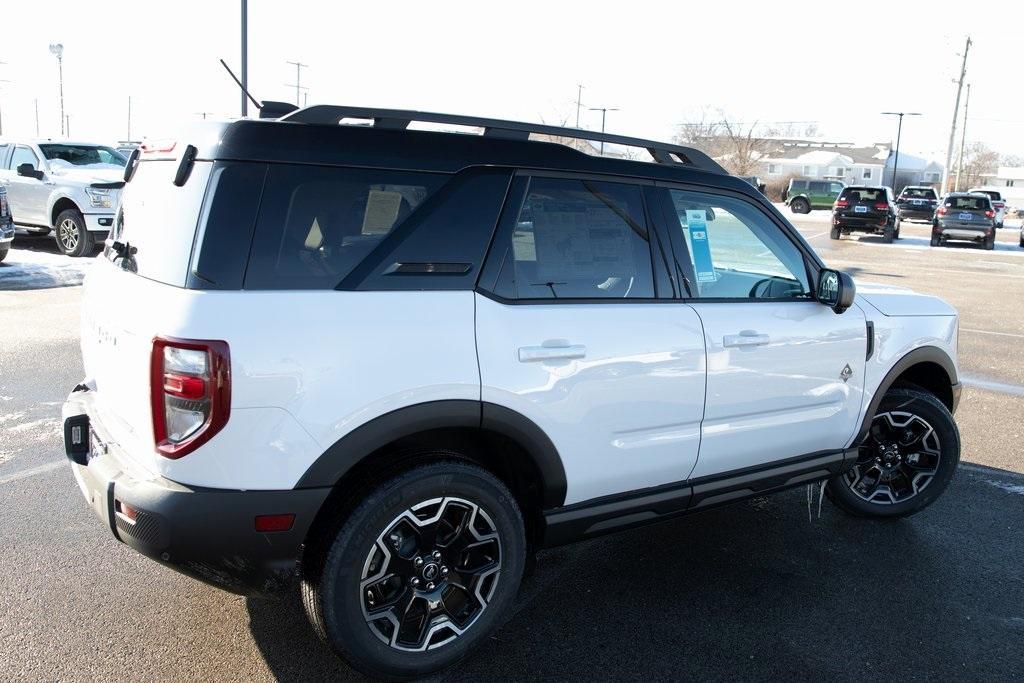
[10,146,39,170]
[666,189,810,300]
[245,165,445,289]
[507,177,654,299]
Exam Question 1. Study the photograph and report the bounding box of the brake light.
[835,199,849,208]
[985,209,995,219]
[150,337,230,459]
[937,207,948,216]
[874,202,888,211]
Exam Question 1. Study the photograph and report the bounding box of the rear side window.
[9,146,39,170]
[790,180,807,190]
[245,166,445,289]
[809,181,829,192]
[901,188,936,199]
[946,196,990,210]
[507,177,654,299]
[840,188,885,202]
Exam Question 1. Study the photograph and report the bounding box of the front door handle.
[518,344,586,362]
[723,330,770,348]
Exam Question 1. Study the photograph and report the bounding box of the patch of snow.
[0,246,95,291]
[981,479,1024,496]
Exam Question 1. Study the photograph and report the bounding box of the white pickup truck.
[0,141,126,256]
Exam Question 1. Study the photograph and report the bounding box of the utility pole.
[66,114,70,137]
[34,99,39,136]
[240,0,248,117]
[286,60,308,107]
[49,43,65,136]
[954,84,971,192]
[195,112,213,120]
[882,112,920,195]
[942,35,971,195]
[127,95,132,141]
[588,107,619,156]
[575,84,584,128]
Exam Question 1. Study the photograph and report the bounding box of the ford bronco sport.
[63,107,962,679]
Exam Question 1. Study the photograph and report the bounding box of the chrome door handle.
[723,330,770,348]
[518,344,586,362]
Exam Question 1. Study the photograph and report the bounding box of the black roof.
[205,118,758,198]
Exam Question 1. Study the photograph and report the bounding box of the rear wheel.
[984,233,995,250]
[1019,234,1024,248]
[0,246,7,262]
[790,197,810,214]
[302,460,526,680]
[827,387,959,519]
[830,226,841,240]
[881,224,894,244]
[54,209,93,257]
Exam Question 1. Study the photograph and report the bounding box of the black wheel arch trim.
[853,345,959,446]
[294,399,568,508]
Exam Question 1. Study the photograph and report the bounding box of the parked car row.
[0,139,127,256]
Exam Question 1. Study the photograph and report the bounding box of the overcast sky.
[1,1,1020,161]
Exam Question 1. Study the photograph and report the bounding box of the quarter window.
[665,189,810,300]
[506,177,654,299]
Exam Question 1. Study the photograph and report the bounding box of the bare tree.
[674,110,777,175]
[957,142,1000,189]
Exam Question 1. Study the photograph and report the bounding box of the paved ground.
[2,225,1023,681]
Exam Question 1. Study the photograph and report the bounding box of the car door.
[655,185,867,479]
[475,174,707,505]
[6,145,49,225]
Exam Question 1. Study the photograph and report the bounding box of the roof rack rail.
[280,105,726,174]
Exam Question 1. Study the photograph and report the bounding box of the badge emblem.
[840,364,853,382]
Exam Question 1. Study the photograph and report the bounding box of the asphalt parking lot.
[2,221,1023,681]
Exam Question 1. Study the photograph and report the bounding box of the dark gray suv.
[931,193,997,249]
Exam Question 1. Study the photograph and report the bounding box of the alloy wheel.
[359,496,502,652]
[58,218,80,252]
[845,411,941,504]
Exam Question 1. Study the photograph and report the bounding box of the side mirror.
[17,163,44,180]
[817,269,856,314]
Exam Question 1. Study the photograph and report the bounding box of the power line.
[286,60,309,107]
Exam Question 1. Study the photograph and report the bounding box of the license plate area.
[854,206,868,213]
[958,212,973,220]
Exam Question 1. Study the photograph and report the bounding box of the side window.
[10,146,39,171]
[665,189,811,300]
[245,165,446,289]
[791,180,807,191]
[507,177,654,299]
[829,182,844,194]
[0,144,9,166]
[809,181,828,193]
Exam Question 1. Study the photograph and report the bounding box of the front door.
[656,186,867,479]
[475,175,706,505]
[6,146,49,226]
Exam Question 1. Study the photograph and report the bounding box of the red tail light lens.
[873,202,888,211]
[835,199,849,208]
[985,209,995,219]
[151,337,230,459]
[936,207,948,216]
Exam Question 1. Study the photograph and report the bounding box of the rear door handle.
[722,330,770,348]
[518,344,586,362]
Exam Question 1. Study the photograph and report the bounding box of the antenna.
[220,58,261,111]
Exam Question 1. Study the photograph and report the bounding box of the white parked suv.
[0,140,126,256]
[63,108,962,679]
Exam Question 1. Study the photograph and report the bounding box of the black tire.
[54,208,93,257]
[893,216,901,240]
[930,235,940,247]
[790,198,810,214]
[827,387,960,519]
[830,226,841,240]
[0,245,7,263]
[1019,235,1024,248]
[984,234,995,250]
[881,225,894,244]
[302,460,526,680]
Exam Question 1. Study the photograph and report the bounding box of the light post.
[49,43,65,136]
[588,106,619,156]
[881,111,920,195]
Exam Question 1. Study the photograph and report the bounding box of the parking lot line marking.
[961,375,1024,398]
[961,328,1024,339]
[0,460,64,486]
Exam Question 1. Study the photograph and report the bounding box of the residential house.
[978,167,1024,208]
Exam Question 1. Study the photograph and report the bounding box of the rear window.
[901,188,936,199]
[946,196,990,210]
[244,165,446,289]
[790,180,807,190]
[973,190,1001,201]
[840,188,885,202]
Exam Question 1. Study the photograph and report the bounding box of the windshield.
[901,188,937,199]
[39,144,127,168]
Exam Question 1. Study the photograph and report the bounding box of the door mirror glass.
[17,163,43,180]
[817,268,856,314]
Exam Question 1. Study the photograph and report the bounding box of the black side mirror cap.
[17,163,44,180]
[817,268,856,314]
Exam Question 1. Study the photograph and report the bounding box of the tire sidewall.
[54,209,91,257]
[828,388,960,518]
[319,462,525,679]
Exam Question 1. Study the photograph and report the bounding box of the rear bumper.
[937,226,988,240]
[833,214,887,232]
[897,207,934,220]
[62,385,331,597]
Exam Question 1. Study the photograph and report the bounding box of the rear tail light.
[985,209,995,219]
[151,337,230,459]
[936,207,948,216]
[873,202,888,211]
[835,199,849,208]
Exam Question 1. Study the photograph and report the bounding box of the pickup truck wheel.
[790,198,810,214]
[302,460,526,680]
[0,246,7,262]
[827,387,959,519]
[54,209,93,257]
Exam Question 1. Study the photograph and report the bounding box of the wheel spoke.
[850,410,943,504]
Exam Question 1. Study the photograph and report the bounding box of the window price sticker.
[685,210,716,283]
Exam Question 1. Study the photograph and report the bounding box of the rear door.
[475,174,706,505]
[655,185,866,478]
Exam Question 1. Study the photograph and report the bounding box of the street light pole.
[240,0,248,117]
[49,43,65,136]
[588,106,619,155]
[575,84,584,128]
[881,111,921,195]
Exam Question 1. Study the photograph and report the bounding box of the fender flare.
[294,400,567,508]
[853,346,958,445]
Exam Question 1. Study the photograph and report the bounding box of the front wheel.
[0,246,7,263]
[790,198,810,214]
[302,460,526,679]
[827,387,959,519]
[54,209,93,257]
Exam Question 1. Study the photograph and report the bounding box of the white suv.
[0,140,126,256]
[63,108,962,679]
